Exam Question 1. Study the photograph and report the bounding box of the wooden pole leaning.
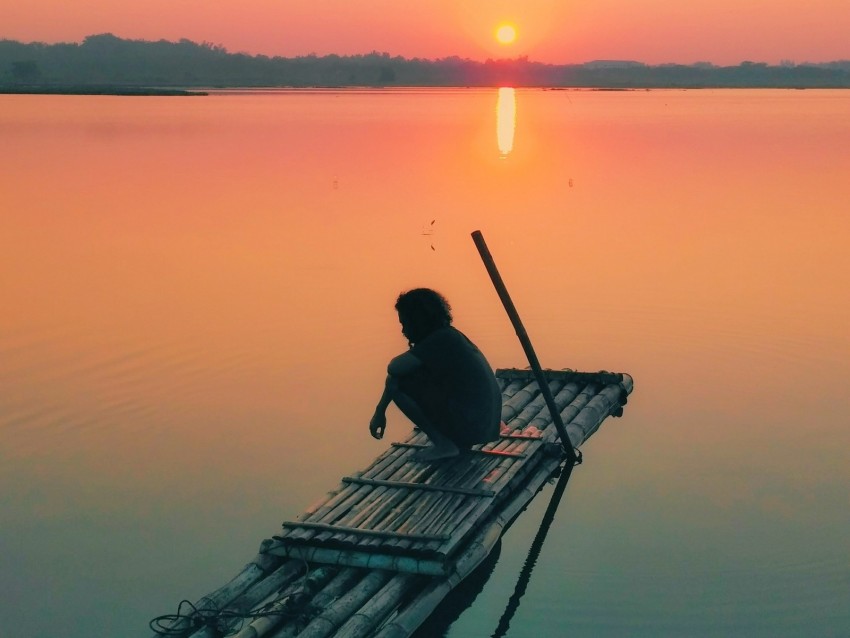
[471,230,578,466]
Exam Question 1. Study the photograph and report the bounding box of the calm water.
[1,89,848,637]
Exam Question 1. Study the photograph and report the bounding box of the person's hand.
[369,412,386,440]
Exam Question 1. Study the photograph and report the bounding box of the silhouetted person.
[369,288,502,461]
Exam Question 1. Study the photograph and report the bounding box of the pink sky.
[1,0,848,64]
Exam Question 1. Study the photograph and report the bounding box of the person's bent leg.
[391,389,460,461]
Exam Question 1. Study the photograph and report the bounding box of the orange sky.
[1,0,848,65]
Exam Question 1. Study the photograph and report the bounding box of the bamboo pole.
[558,383,596,425]
[264,568,365,638]
[502,379,564,425]
[471,230,578,465]
[500,378,527,399]
[526,382,581,431]
[295,570,393,638]
[500,381,540,422]
[507,381,562,431]
[332,573,420,638]
[570,382,632,441]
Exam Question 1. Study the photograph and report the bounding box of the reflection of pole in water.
[497,87,516,158]
[491,463,575,638]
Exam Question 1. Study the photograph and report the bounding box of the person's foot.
[413,443,460,462]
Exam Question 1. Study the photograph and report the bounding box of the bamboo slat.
[496,368,625,386]
[280,522,448,543]
[391,442,527,459]
[367,443,426,480]
[499,432,544,440]
[505,380,562,430]
[372,494,435,540]
[307,486,374,531]
[500,381,539,422]
[272,545,447,575]
[337,487,397,532]
[350,490,414,541]
[287,448,414,536]
[385,497,461,554]
[369,487,428,533]
[297,442,410,522]
[342,476,493,496]
[420,492,481,538]
[343,489,426,553]
[401,493,463,537]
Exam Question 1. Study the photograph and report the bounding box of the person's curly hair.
[395,288,452,345]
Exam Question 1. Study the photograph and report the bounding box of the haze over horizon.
[1,0,847,66]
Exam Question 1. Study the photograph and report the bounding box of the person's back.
[408,325,501,446]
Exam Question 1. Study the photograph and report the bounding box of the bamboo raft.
[151,367,633,638]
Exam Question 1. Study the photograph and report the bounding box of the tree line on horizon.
[2,33,850,89]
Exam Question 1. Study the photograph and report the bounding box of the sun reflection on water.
[496,87,516,158]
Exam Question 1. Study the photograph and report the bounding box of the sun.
[495,24,517,45]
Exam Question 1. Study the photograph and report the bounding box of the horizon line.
[4,33,849,68]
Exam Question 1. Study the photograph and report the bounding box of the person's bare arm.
[370,353,422,439]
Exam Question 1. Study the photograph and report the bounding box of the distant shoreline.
[1,85,846,96]
[3,34,849,91]
[0,84,206,96]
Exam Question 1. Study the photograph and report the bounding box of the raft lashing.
[151,368,633,638]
